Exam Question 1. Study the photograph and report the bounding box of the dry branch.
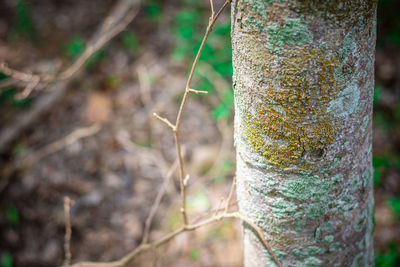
[69,1,282,266]
[0,0,141,155]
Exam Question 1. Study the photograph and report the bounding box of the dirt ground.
[0,1,399,266]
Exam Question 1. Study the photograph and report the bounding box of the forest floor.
[0,1,399,267]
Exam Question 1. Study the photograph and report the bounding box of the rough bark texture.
[231,0,377,266]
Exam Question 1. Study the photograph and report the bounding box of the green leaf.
[176,9,200,26]
[12,96,31,109]
[65,36,86,60]
[14,0,33,38]
[374,84,382,106]
[386,197,400,218]
[5,206,19,226]
[373,168,383,187]
[373,156,390,169]
[212,88,233,121]
[177,26,194,41]
[145,2,162,22]
[85,49,106,69]
[189,249,201,261]
[1,253,13,267]
[376,243,400,267]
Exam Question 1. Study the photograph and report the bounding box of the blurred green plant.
[5,206,19,226]
[189,249,201,261]
[64,36,105,68]
[386,197,400,219]
[169,1,233,122]
[121,32,140,55]
[374,111,391,132]
[0,253,13,267]
[65,36,86,60]
[13,0,33,39]
[0,88,31,109]
[85,49,106,69]
[374,84,382,106]
[212,88,233,121]
[145,1,162,22]
[187,189,210,211]
[376,243,400,267]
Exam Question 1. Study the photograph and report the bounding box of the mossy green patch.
[354,210,367,232]
[361,115,369,133]
[281,175,337,202]
[293,246,327,258]
[272,198,298,218]
[242,46,343,170]
[327,83,360,117]
[295,256,323,267]
[265,18,314,54]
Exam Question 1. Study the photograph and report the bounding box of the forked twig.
[68,1,282,266]
[171,0,231,226]
[0,0,141,96]
[68,212,281,267]
[225,176,236,213]
[0,0,141,155]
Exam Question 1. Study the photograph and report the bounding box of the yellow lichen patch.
[244,47,344,169]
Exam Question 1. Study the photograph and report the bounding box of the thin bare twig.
[63,196,75,266]
[209,0,215,18]
[0,124,101,192]
[25,123,101,167]
[66,1,282,266]
[68,212,281,267]
[171,0,231,226]
[0,0,141,97]
[225,176,236,214]
[188,88,208,94]
[152,113,176,131]
[0,0,141,155]
[141,159,179,245]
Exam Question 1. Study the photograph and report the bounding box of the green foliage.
[65,36,85,60]
[170,1,233,122]
[189,249,201,261]
[374,111,391,132]
[394,104,400,127]
[1,253,13,267]
[212,88,233,121]
[5,206,19,226]
[373,168,383,187]
[145,1,162,22]
[64,36,105,68]
[0,88,31,109]
[374,84,382,106]
[386,197,400,219]
[85,49,106,69]
[187,189,210,211]
[376,243,400,267]
[13,0,33,39]
[373,156,391,169]
[121,32,140,55]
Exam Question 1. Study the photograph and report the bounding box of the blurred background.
[0,0,399,266]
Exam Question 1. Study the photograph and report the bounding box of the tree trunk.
[231,0,377,266]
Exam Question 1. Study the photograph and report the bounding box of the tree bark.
[231,0,377,266]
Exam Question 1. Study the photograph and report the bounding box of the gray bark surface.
[231,0,378,266]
